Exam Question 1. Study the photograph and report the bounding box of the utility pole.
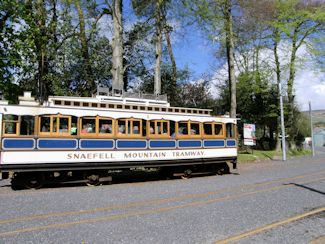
[309,101,315,157]
[279,82,286,161]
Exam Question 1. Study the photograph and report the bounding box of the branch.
[297,23,321,49]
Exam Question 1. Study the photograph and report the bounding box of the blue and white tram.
[0,92,237,188]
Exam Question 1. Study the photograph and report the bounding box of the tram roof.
[0,92,237,123]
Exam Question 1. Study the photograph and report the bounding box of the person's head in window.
[190,129,196,135]
[81,124,88,133]
[118,125,125,134]
[132,125,140,134]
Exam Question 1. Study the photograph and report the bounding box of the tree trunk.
[74,0,95,95]
[287,26,298,149]
[164,20,177,104]
[111,0,124,92]
[35,0,49,102]
[273,27,281,151]
[154,0,162,95]
[224,0,236,118]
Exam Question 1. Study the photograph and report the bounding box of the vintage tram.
[0,91,237,189]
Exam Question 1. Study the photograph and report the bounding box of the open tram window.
[3,115,19,135]
[118,120,126,135]
[40,116,51,133]
[178,122,188,135]
[203,123,213,135]
[39,115,71,136]
[148,120,170,137]
[81,118,96,134]
[190,122,200,136]
[70,116,78,135]
[59,117,69,133]
[215,123,223,136]
[117,119,142,137]
[20,116,35,135]
[99,118,113,135]
[132,120,141,135]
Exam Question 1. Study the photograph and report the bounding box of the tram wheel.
[23,173,44,189]
[181,169,192,179]
[85,174,101,186]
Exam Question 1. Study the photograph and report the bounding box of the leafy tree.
[181,0,237,117]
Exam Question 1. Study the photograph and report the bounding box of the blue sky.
[122,0,218,78]
[122,0,325,110]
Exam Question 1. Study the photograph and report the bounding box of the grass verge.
[238,149,312,163]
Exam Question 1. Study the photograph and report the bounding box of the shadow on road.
[288,182,325,196]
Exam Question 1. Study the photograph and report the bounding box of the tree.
[181,0,237,117]
[73,0,95,95]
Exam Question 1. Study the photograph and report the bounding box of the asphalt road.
[0,154,324,244]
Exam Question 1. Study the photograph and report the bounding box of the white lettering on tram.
[172,151,204,157]
[67,153,115,160]
[124,152,167,159]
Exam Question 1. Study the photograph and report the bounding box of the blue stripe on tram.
[38,139,77,149]
[226,139,237,147]
[2,138,35,149]
[203,140,225,147]
[116,140,147,149]
[178,140,202,148]
[80,139,114,149]
[149,140,176,148]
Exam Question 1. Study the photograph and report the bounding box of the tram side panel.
[0,138,237,174]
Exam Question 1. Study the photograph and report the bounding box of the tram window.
[226,123,235,138]
[20,116,35,135]
[3,115,19,135]
[142,120,147,135]
[40,117,51,132]
[99,119,113,134]
[156,121,167,135]
[132,121,140,134]
[204,123,213,135]
[81,118,95,134]
[178,122,188,135]
[118,120,126,134]
[74,102,80,106]
[53,117,58,132]
[215,124,223,136]
[149,121,155,134]
[71,116,78,135]
[59,117,69,133]
[190,123,200,135]
[170,121,175,136]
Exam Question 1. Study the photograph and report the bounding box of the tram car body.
[0,92,237,188]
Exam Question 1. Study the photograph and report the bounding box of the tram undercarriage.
[2,158,236,189]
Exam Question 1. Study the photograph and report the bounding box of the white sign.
[244,123,256,146]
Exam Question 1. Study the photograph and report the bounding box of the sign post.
[244,123,256,153]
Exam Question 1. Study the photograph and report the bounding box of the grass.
[238,149,312,163]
